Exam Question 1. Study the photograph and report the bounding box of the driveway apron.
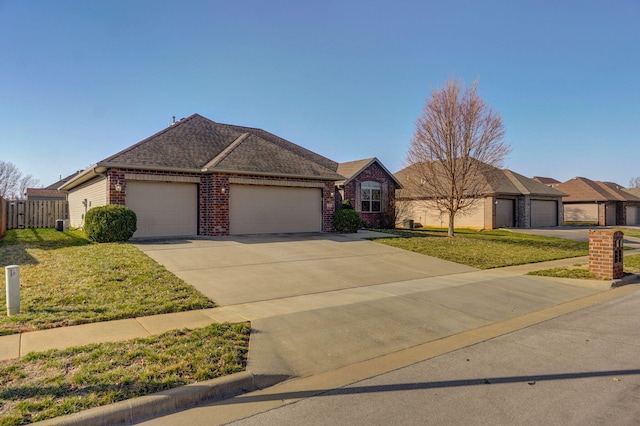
[135,232,605,384]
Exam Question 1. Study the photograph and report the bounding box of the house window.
[361,181,381,212]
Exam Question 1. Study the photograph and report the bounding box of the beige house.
[395,163,566,229]
[553,177,640,226]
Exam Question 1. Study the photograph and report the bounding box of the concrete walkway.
[0,255,616,364]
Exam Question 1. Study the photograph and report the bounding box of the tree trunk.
[448,211,455,237]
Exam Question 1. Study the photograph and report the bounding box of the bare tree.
[405,78,510,236]
[0,161,40,199]
[629,177,640,188]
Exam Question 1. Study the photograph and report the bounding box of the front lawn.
[374,228,589,269]
[0,229,214,335]
[0,322,249,426]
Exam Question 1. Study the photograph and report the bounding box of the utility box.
[589,229,624,279]
[403,219,414,229]
[5,265,20,316]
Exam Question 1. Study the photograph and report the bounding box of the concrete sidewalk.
[0,255,618,363]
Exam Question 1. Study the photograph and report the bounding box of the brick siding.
[105,168,335,236]
[342,162,399,228]
[588,229,624,279]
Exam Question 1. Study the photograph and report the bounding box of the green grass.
[527,254,640,279]
[624,253,640,272]
[616,227,640,239]
[528,266,600,280]
[0,322,249,426]
[374,228,589,269]
[0,229,214,335]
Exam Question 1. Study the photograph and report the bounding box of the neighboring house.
[532,176,561,187]
[625,187,640,199]
[335,158,402,228]
[45,171,82,192]
[59,114,346,238]
[554,177,640,226]
[395,163,566,229]
[25,188,67,201]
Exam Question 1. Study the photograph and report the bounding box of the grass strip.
[0,322,249,426]
[616,227,640,239]
[0,229,214,335]
[374,228,588,269]
[526,254,640,279]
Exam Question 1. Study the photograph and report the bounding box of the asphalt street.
[226,287,640,426]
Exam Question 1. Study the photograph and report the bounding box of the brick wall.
[588,229,624,279]
[106,170,126,205]
[105,168,335,236]
[323,181,336,232]
[343,162,399,228]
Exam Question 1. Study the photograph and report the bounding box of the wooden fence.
[5,200,69,229]
[0,196,6,237]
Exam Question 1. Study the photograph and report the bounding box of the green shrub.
[84,205,137,242]
[341,200,355,210]
[334,207,362,233]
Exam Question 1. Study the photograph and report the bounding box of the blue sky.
[1,0,639,188]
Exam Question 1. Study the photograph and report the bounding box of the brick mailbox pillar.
[589,229,624,279]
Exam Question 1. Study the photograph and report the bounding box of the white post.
[5,265,20,316]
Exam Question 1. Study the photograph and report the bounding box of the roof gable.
[395,161,565,198]
[95,114,342,179]
[555,177,640,202]
[336,158,402,187]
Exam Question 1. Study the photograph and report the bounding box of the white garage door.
[496,199,515,228]
[627,206,640,225]
[230,185,322,234]
[531,200,558,227]
[564,204,598,222]
[126,181,198,238]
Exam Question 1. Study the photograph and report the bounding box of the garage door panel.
[531,200,558,227]
[230,185,322,234]
[627,206,639,225]
[126,182,198,238]
[564,204,598,222]
[496,199,514,228]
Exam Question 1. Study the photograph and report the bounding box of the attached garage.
[229,185,322,234]
[531,200,558,227]
[564,204,598,223]
[496,199,515,228]
[126,181,198,238]
[627,206,640,225]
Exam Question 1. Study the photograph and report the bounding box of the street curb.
[612,273,640,287]
[35,371,257,426]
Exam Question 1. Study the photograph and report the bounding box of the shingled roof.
[395,161,565,199]
[625,187,640,198]
[335,158,402,187]
[97,114,342,179]
[554,177,640,202]
[533,176,561,186]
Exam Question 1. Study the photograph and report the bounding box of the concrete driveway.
[135,231,607,385]
[134,231,476,306]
